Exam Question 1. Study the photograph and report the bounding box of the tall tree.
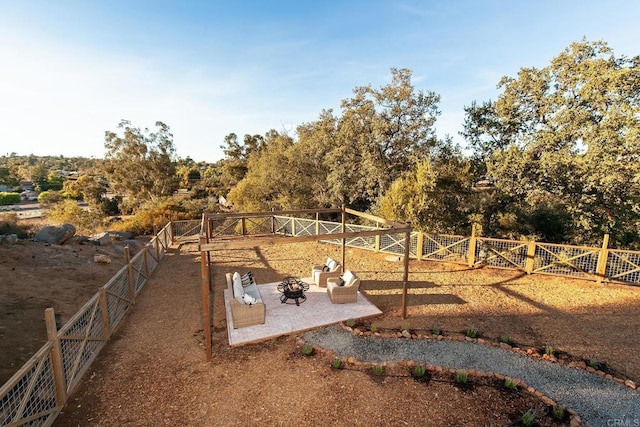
[462,39,640,246]
[327,68,442,209]
[102,120,178,211]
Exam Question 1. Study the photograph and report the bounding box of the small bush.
[552,404,566,421]
[431,324,441,335]
[521,409,536,427]
[0,192,21,206]
[331,358,342,369]
[344,318,356,328]
[47,200,105,234]
[545,344,555,356]
[466,327,478,338]
[412,365,426,378]
[369,323,378,333]
[301,345,314,356]
[372,365,385,376]
[455,371,468,384]
[588,358,599,369]
[504,377,518,390]
[37,190,61,206]
[0,213,27,237]
[499,335,513,345]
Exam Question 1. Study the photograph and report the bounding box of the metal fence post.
[45,308,68,404]
[596,234,610,284]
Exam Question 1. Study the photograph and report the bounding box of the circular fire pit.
[277,277,310,306]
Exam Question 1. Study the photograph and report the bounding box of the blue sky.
[1,1,639,162]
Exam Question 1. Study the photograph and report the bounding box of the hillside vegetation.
[2,39,639,248]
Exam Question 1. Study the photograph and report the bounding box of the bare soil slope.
[0,240,133,384]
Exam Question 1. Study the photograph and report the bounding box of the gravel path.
[303,326,640,427]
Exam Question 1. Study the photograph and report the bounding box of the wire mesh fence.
[171,219,201,242]
[0,225,173,427]
[58,294,106,392]
[273,214,639,287]
[0,343,59,427]
[475,238,529,270]
[421,234,469,263]
[606,249,640,284]
[532,243,600,280]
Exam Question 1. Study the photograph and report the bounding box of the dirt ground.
[3,237,640,425]
[0,239,133,385]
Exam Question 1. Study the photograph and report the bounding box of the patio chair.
[326,270,360,303]
[311,257,342,287]
[226,272,266,328]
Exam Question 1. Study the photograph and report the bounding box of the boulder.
[108,231,135,241]
[93,254,112,264]
[35,224,76,244]
[0,234,18,244]
[88,232,112,246]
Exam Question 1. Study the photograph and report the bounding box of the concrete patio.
[224,277,382,346]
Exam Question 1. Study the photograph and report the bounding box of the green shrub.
[331,358,342,369]
[588,358,599,369]
[545,344,555,356]
[0,192,20,205]
[301,345,314,356]
[466,327,478,338]
[499,335,513,345]
[455,371,468,384]
[344,318,356,328]
[504,378,518,390]
[47,200,105,234]
[431,324,441,335]
[552,405,566,421]
[38,190,61,207]
[110,197,205,235]
[521,409,536,427]
[372,365,385,376]
[369,323,378,333]
[412,365,426,378]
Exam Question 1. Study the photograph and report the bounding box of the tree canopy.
[102,120,179,211]
[462,39,640,246]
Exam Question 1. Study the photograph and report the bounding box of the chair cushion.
[232,272,243,301]
[342,270,355,286]
[322,265,330,272]
[242,283,262,303]
[240,271,254,287]
[327,259,337,271]
[242,293,257,305]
